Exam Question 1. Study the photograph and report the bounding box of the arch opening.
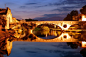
[63,24,67,28]
[32,23,62,39]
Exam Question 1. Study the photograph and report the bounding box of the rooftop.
[0,8,7,15]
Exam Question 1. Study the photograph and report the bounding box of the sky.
[0,0,86,21]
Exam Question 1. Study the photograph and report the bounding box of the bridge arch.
[35,23,62,30]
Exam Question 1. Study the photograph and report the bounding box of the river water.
[4,42,83,57]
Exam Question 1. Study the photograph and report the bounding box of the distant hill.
[34,16,64,21]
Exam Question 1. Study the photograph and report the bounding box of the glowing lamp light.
[82,15,86,21]
[30,30,33,33]
[82,41,86,48]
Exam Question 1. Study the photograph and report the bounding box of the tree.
[80,5,86,14]
[70,10,78,16]
[80,48,86,57]
[63,10,78,21]
[16,19,20,21]
[63,14,72,21]
[41,26,50,31]
[25,18,38,21]
[67,42,78,49]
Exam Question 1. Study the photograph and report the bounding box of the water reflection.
[33,30,62,39]
[0,38,12,57]
[0,39,86,57]
[67,42,86,57]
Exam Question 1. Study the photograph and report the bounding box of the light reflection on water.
[33,30,62,39]
[0,35,86,57]
[3,42,83,57]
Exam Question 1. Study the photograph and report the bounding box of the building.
[73,14,86,21]
[0,7,12,29]
[12,17,19,23]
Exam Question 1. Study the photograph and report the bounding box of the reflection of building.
[49,30,57,36]
[0,38,13,56]
[6,39,12,56]
[0,7,12,29]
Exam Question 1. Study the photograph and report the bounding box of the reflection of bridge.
[12,33,79,42]
[25,21,79,30]
[31,33,79,42]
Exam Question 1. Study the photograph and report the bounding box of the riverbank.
[0,30,15,42]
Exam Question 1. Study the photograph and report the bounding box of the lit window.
[82,15,86,21]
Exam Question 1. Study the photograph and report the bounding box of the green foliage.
[33,26,50,36]
[33,27,41,31]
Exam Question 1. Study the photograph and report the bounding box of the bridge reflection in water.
[0,38,86,57]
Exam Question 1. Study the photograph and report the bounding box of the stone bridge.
[10,21,79,30]
[25,21,79,30]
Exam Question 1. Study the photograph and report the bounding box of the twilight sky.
[0,0,86,21]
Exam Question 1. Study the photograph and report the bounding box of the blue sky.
[0,0,86,20]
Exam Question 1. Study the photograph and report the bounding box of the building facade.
[0,7,12,29]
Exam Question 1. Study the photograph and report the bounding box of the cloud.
[64,0,86,6]
[25,3,37,5]
[34,5,48,8]
[5,2,15,5]
[34,13,66,21]
[5,0,86,20]
[33,0,85,8]
[52,8,70,12]
[43,14,65,17]
[19,6,28,9]
[52,6,80,12]
[14,11,28,13]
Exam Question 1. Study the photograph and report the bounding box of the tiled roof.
[0,9,7,15]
